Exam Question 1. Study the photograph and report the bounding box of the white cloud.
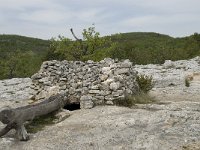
[0,0,199,39]
[122,13,200,27]
[19,10,70,25]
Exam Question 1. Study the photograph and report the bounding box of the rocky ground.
[1,103,200,150]
[0,57,200,150]
[135,56,200,102]
[0,78,34,109]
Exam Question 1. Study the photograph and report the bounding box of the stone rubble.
[31,58,139,108]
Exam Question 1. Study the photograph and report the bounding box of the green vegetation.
[114,74,155,108]
[185,78,190,87]
[0,30,200,79]
[111,32,200,64]
[48,30,200,64]
[46,26,117,61]
[0,50,43,79]
[0,34,50,79]
[185,76,193,87]
[136,74,154,93]
[0,34,50,54]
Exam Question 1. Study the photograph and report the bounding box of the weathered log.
[0,93,68,141]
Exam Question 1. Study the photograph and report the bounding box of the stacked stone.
[31,58,139,109]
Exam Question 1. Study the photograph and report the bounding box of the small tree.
[47,25,117,61]
[82,26,107,55]
[5,50,20,78]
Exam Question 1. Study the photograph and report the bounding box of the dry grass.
[114,92,156,108]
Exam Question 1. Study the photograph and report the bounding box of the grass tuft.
[25,112,57,133]
[114,92,156,108]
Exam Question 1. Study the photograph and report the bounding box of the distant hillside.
[0,35,50,79]
[108,32,200,64]
[0,34,50,56]
[0,32,200,79]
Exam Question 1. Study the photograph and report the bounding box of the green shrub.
[185,78,193,87]
[114,92,156,108]
[185,78,190,87]
[184,75,194,87]
[136,74,154,93]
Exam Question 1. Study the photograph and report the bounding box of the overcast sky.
[0,0,199,39]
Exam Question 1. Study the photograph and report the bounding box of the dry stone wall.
[31,58,139,109]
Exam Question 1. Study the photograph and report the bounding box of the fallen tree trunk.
[0,93,68,141]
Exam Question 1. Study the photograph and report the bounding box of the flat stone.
[106,100,114,105]
[80,101,94,109]
[100,90,111,96]
[54,109,71,123]
[31,73,42,80]
[110,82,121,91]
[87,60,94,64]
[114,68,129,75]
[80,95,92,101]
[163,60,175,69]
[90,85,99,90]
[120,59,132,68]
[60,85,67,90]
[105,95,114,101]
[102,67,111,73]
[102,78,114,86]
[89,90,101,94]
[56,71,62,75]
[60,78,67,81]
[94,96,105,100]
[100,74,108,81]
[112,91,121,97]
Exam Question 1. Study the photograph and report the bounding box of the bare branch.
[70,28,88,55]
[70,28,82,41]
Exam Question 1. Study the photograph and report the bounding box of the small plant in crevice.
[185,75,193,87]
[136,74,154,93]
[185,78,190,87]
[113,74,155,108]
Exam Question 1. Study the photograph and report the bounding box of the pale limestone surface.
[1,104,200,150]
[135,56,200,102]
[0,78,34,108]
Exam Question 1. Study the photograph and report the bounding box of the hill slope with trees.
[0,31,200,79]
[111,32,200,64]
[0,34,50,79]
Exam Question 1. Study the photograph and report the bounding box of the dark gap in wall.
[64,103,80,111]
